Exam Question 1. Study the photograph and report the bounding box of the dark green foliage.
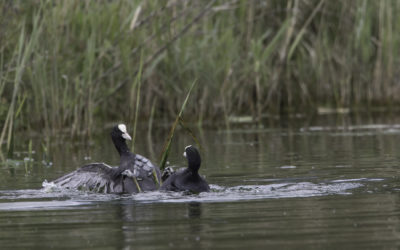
[1,0,400,139]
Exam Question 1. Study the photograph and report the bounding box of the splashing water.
[0,178,370,211]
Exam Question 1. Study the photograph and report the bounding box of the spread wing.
[131,154,162,191]
[53,163,123,193]
[134,154,160,173]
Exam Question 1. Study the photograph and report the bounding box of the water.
[2,116,400,249]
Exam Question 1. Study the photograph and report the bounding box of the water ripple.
[0,179,371,210]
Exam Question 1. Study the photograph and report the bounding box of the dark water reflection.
[2,115,400,248]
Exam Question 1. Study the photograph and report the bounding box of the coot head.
[111,124,132,140]
[111,124,132,155]
[183,145,201,173]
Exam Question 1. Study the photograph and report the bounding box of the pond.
[1,115,400,249]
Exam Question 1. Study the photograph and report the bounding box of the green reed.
[1,0,400,142]
[130,52,144,152]
[159,79,197,171]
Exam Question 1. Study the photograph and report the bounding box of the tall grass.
[159,79,197,170]
[1,0,400,140]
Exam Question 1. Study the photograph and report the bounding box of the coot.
[53,124,161,194]
[160,145,210,193]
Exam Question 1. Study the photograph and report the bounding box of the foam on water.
[0,178,375,210]
[0,201,86,211]
[131,181,363,203]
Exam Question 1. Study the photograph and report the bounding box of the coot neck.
[187,159,200,174]
[112,137,131,156]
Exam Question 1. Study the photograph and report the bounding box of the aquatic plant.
[1,0,400,142]
[159,79,197,171]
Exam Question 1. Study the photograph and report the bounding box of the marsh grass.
[130,52,144,152]
[159,79,197,171]
[1,0,400,143]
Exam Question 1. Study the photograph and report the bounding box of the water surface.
[2,116,400,249]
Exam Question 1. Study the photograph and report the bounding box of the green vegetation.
[1,0,400,141]
[159,79,196,170]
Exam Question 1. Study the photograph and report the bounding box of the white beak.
[183,145,191,158]
[118,124,132,140]
[122,132,132,140]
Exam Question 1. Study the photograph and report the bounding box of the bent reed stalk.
[1,0,400,141]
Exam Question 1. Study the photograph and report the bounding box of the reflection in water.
[115,201,205,248]
[187,202,202,219]
[119,202,157,247]
[185,203,205,249]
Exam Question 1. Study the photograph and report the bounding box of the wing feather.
[53,163,122,193]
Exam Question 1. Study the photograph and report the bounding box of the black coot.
[160,145,210,193]
[53,124,161,193]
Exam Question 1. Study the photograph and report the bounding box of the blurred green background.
[1,0,400,137]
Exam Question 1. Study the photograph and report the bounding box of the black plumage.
[53,124,161,194]
[160,145,210,193]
